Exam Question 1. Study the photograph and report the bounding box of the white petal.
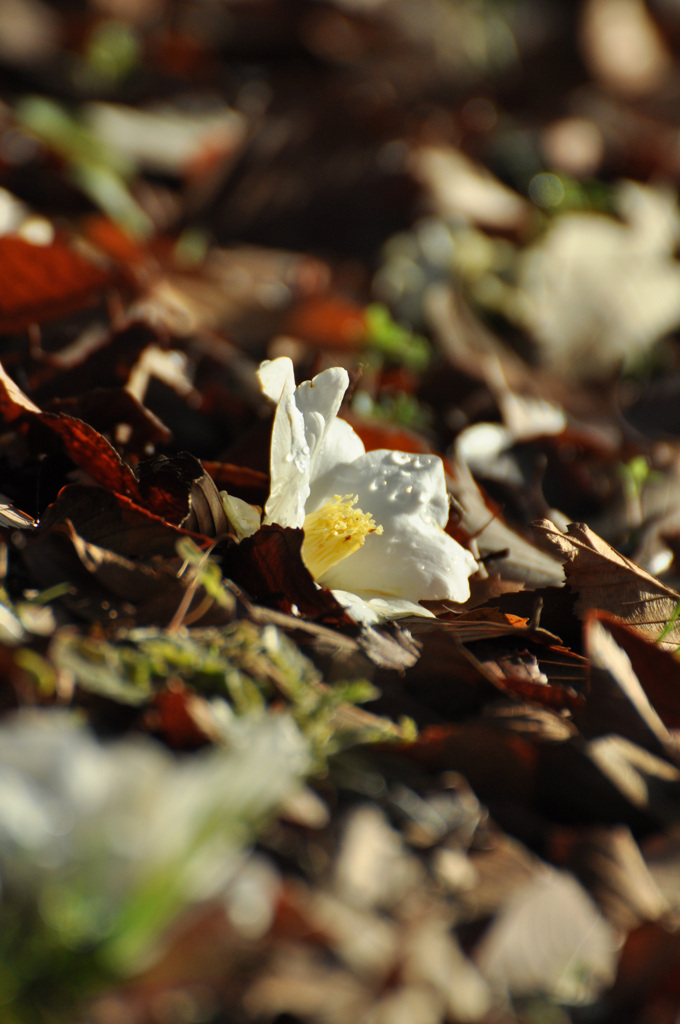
[257,357,296,405]
[307,417,365,510]
[220,492,261,540]
[295,365,348,417]
[294,365,350,462]
[316,449,477,604]
[331,589,436,624]
[263,391,310,528]
[263,363,350,529]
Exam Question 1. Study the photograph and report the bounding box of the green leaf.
[364,303,432,371]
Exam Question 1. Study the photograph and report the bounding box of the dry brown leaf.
[534,518,680,651]
[412,608,587,712]
[404,720,540,809]
[552,825,670,933]
[579,613,678,762]
[22,519,234,627]
[451,458,565,590]
[593,612,680,732]
[585,735,680,823]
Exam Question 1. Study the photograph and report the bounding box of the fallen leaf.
[451,456,565,590]
[135,451,226,530]
[225,524,352,624]
[534,518,680,651]
[23,519,233,627]
[0,360,41,419]
[412,145,530,232]
[578,612,678,761]
[46,387,172,455]
[585,735,680,824]
[0,498,35,529]
[284,295,367,351]
[413,608,587,712]
[39,412,141,497]
[0,234,113,334]
[38,484,201,560]
[517,183,680,378]
[602,613,680,730]
[27,321,163,403]
[146,686,214,750]
[608,922,680,1020]
[550,825,670,932]
[404,721,540,809]
[473,868,618,1002]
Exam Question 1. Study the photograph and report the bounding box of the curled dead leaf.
[534,518,680,651]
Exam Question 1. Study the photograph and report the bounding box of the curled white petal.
[221,492,261,540]
[261,359,352,529]
[331,589,436,625]
[294,366,350,460]
[257,357,296,405]
[264,389,309,528]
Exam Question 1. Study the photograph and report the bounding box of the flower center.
[302,494,383,581]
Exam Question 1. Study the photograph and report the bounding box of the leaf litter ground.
[6,3,680,1023]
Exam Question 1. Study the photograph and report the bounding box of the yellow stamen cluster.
[302,494,383,581]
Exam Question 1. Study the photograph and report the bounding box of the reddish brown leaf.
[404,721,540,806]
[0,362,154,511]
[466,644,586,712]
[609,922,680,1017]
[39,484,201,560]
[0,362,211,525]
[226,524,352,624]
[202,460,269,504]
[146,686,214,750]
[83,214,149,267]
[413,608,587,712]
[0,234,113,333]
[40,412,141,498]
[28,322,164,403]
[349,416,433,456]
[284,296,367,351]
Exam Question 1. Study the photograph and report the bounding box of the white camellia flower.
[255,357,477,624]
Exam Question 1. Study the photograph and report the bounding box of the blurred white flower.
[257,357,477,624]
[0,709,308,974]
[518,181,680,378]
